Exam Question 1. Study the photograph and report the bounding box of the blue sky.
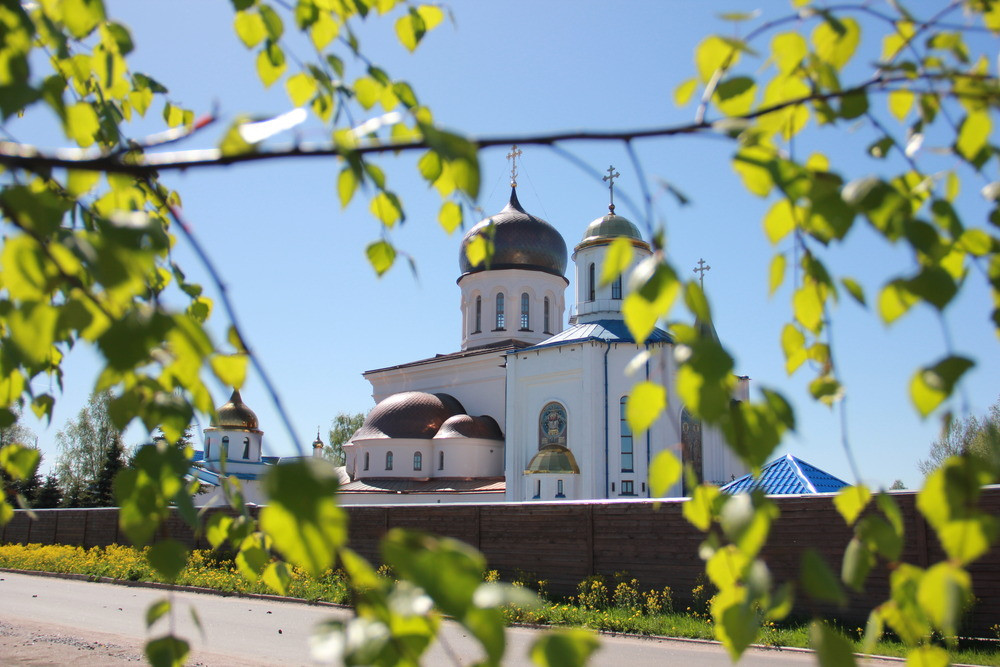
[12,1,999,489]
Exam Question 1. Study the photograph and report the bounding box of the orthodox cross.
[506,144,523,187]
[693,258,711,289]
[603,165,620,213]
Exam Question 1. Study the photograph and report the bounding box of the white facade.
[459,269,567,350]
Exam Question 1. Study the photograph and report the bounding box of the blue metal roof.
[720,454,848,495]
[523,319,672,351]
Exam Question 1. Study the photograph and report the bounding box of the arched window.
[588,263,596,301]
[205,439,211,460]
[520,292,530,330]
[620,397,633,472]
[242,437,251,460]
[681,408,703,495]
[556,479,565,498]
[386,451,394,471]
[363,451,369,470]
[473,296,482,333]
[438,451,444,470]
[413,451,422,471]
[539,402,567,448]
[221,436,229,460]
[543,297,551,333]
[612,275,622,300]
[495,293,505,330]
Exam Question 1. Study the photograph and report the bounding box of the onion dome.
[579,213,644,245]
[525,445,580,474]
[312,428,324,450]
[459,187,567,278]
[213,389,259,430]
[434,414,504,440]
[352,392,466,440]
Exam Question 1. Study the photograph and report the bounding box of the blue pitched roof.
[720,454,848,495]
[523,319,672,351]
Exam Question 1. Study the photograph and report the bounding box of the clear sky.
[11,1,998,490]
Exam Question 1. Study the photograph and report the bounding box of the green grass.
[2,543,998,665]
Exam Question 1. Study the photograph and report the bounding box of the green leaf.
[205,513,233,550]
[841,537,874,592]
[956,110,991,162]
[763,199,796,244]
[683,483,722,530]
[768,254,786,296]
[210,354,248,390]
[811,17,860,69]
[771,32,807,73]
[793,283,824,334]
[235,535,270,581]
[909,355,974,417]
[285,72,316,107]
[834,485,871,526]
[337,167,358,208]
[146,599,171,629]
[309,13,339,50]
[366,240,396,276]
[395,6,442,52]
[65,102,100,147]
[841,277,866,306]
[62,0,106,39]
[878,281,917,324]
[649,450,681,498]
[464,234,491,270]
[626,381,666,435]
[438,201,461,234]
[800,549,846,605]
[262,561,291,596]
[0,498,12,526]
[259,459,347,577]
[711,586,757,661]
[234,10,266,48]
[67,170,101,196]
[905,645,950,667]
[674,78,698,106]
[258,4,283,40]
[529,628,599,667]
[145,635,189,667]
[917,562,972,636]
[695,35,738,82]
[810,621,858,667]
[714,76,755,115]
[888,89,914,121]
[369,191,403,227]
[255,42,286,88]
[937,517,998,565]
[147,539,188,582]
[0,443,40,481]
[600,237,633,287]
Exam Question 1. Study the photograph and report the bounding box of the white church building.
[339,163,748,503]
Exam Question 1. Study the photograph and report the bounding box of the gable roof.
[522,319,672,351]
[720,454,848,495]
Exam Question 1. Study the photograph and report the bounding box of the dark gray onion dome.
[459,187,567,278]
[213,389,259,430]
[434,414,504,440]
[352,391,466,440]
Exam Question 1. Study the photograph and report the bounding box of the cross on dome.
[506,144,523,187]
[603,165,620,213]
[694,257,711,289]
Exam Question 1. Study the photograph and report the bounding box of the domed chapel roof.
[352,391,467,440]
[212,389,259,430]
[459,187,567,278]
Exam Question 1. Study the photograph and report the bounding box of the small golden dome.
[525,445,580,474]
[213,389,259,430]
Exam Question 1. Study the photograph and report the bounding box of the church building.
[339,155,749,502]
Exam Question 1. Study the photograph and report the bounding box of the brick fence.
[3,488,999,633]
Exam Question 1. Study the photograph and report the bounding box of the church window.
[363,452,369,471]
[473,296,482,333]
[242,437,251,459]
[413,451,422,471]
[556,479,565,498]
[520,292,530,330]
[205,439,211,460]
[533,479,541,499]
[438,451,444,470]
[681,408,703,495]
[495,293,505,330]
[621,480,634,496]
[221,436,229,460]
[543,297,551,333]
[588,263,595,301]
[538,402,567,448]
[386,451,393,471]
[620,397,633,472]
[612,275,622,300]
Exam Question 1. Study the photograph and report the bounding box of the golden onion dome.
[212,389,259,430]
[524,445,581,474]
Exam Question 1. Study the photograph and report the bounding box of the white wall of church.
[571,240,652,324]
[346,437,503,480]
[458,269,567,350]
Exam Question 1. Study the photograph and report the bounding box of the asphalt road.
[0,571,897,665]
